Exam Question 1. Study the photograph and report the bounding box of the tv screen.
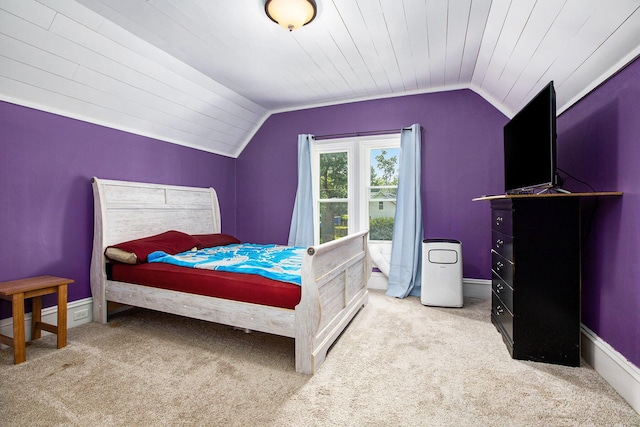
[504,81,557,194]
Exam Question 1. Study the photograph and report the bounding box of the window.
[312,135,400,244]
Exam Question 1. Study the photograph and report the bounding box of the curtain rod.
[313,127,412,140]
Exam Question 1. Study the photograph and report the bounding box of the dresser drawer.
[492,209,512,235]
[492,273,513,313]
[492,230,513,261]
[492,249,513,285]
[492,292,513,342]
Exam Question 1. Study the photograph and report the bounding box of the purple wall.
[557,57,640,367]
[0,101,236,319]
[236,89,507,279]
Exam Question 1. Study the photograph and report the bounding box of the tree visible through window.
[319,152,349,244]
[369,148,399,241]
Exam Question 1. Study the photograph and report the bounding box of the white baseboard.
[0,297,93,349]
[367,272,388,290]
[368,274,492,300]
[581,325,640,414]
[463,278,491,299]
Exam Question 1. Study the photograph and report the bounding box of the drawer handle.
[496,305,504,315]
[496,238,504,249]
[496,283,504,293]
[496,261,504,271]
[495,216,503,226]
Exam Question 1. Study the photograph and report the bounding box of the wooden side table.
[0,275,74,364]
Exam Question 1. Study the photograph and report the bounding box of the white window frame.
[311,134,400,245]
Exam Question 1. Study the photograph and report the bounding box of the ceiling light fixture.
[265,0,317,32]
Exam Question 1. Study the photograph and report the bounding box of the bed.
[89,177,371,374]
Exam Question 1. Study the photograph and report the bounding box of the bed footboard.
[295,230,371,374]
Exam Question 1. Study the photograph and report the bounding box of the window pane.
[319,201,348,244]
[369,200,395,240]
[370,148,399,187]
[369,148,399,241]
[320,152,348,199]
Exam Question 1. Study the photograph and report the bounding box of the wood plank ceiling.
[1,0,639,158]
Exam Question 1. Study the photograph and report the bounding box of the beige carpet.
[1,290,638,426]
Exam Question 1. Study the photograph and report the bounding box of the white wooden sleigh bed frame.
[90,178,371,374]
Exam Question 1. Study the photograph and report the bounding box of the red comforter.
[111,262,301,310]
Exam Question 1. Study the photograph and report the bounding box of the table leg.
[12,294,26,364]
[57,284,68,349]
[32,295,42,340]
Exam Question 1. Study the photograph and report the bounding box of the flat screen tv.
[504,81,558,194]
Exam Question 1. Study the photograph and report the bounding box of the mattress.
[110,262,301,310]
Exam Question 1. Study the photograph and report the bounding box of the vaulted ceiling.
[1,1,639,158]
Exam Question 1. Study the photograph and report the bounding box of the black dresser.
[490,196,581,366]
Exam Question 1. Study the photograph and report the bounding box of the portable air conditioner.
[421,239,463,307]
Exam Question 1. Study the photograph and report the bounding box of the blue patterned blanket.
[147,244,304,285]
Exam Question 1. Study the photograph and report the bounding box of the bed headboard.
[91,177,221,247]
[90,177,221,322]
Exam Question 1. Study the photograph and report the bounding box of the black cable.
[557,167,596,192]
[557,167,598,247]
